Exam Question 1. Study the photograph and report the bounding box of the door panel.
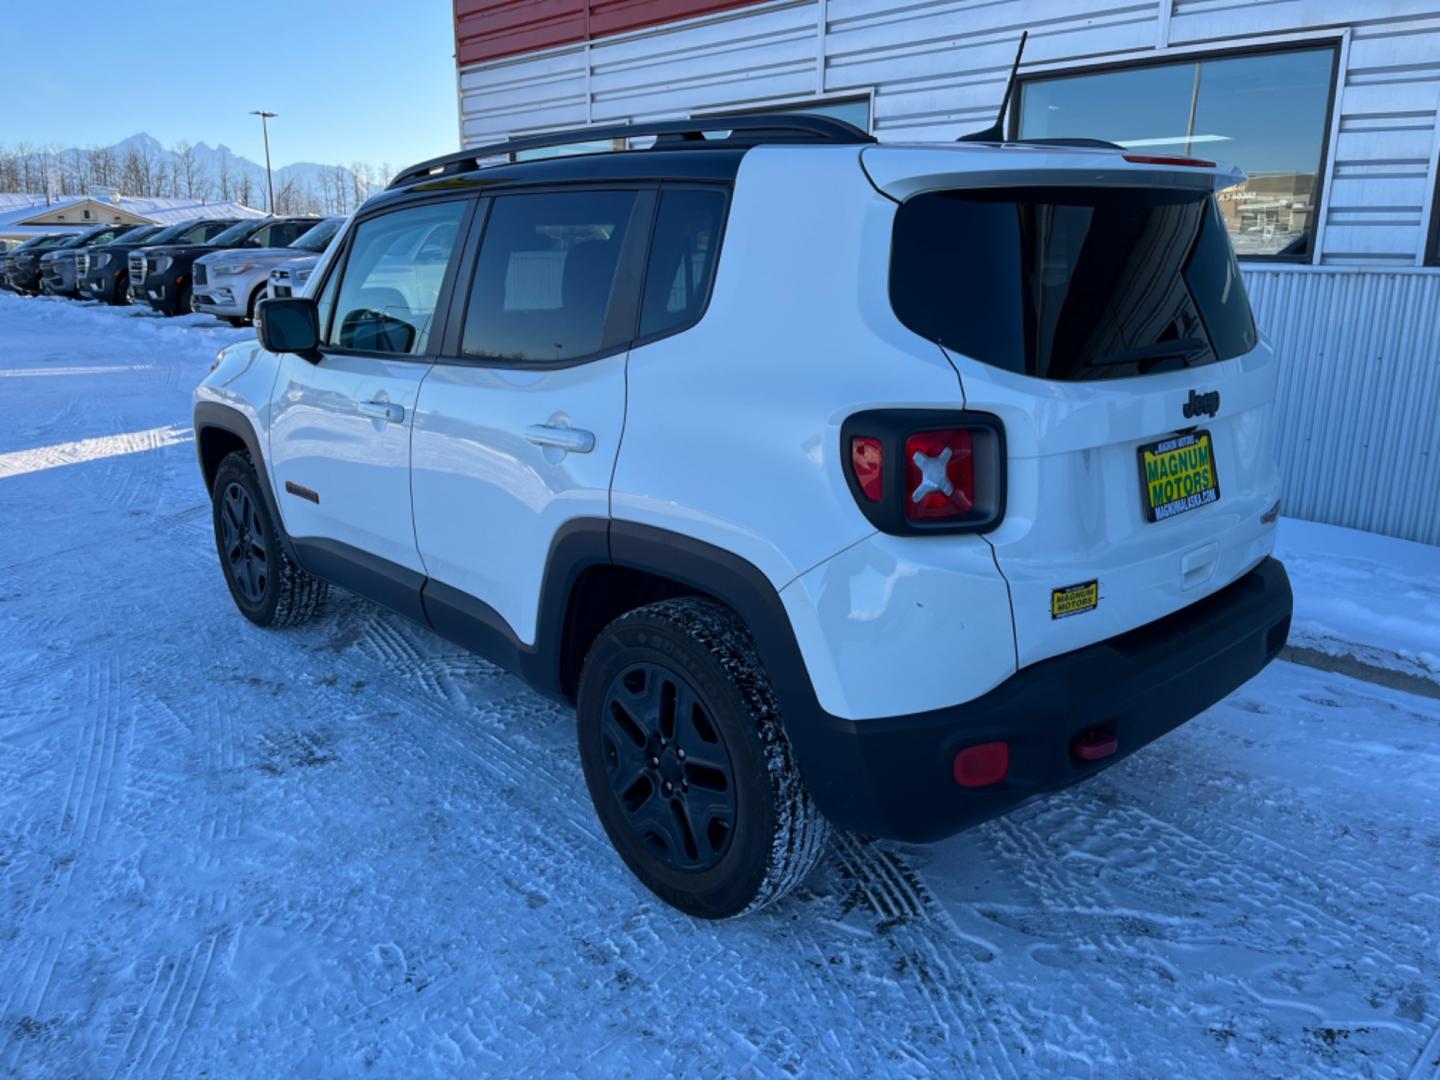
[265,197,474,577]
[411,358,627,642]
[268,352,433,573]
[409,187,651,643]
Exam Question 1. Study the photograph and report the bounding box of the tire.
[225,317,247,329]
[171,282,191,317]
[210,451,327,628]
[577,597,829,919]
[245,284,267,325]
[108,273,129,306]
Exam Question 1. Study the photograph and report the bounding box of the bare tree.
[216,152,232,201]
[88,145,118,189]
[238,171,254,210]
[173,140,201,198]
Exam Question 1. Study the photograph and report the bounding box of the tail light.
[842,410,1005,534]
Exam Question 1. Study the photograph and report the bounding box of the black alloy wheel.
[218,480,269,605]
[600,662,737,871]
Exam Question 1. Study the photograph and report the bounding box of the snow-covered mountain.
[97,132,366,207]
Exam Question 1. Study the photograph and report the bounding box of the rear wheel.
[577,598,829,918]
[210,451,327,627]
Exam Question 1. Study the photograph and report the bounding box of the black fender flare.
[193,401,298,561]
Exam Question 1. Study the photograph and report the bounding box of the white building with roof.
[0,193,263,245]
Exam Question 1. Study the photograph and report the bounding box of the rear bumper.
[796,557,1293,842]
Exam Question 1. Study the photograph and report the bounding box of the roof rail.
[387,113,876,189]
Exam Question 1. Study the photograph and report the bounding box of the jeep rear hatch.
[874,146,1282,669]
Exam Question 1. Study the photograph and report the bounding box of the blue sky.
[6,1,460,170]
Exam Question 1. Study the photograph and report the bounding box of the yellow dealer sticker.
[1051,580,1098,620]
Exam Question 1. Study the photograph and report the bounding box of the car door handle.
[524,424,595,454]
[358,400,405,423]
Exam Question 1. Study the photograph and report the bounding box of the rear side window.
[461,190,642,363]
[639,187,726,340]
[327,200,467,355]
[890,187,1257,380]
[252,221,313,248]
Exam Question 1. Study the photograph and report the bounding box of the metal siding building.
[453,0,1440,545]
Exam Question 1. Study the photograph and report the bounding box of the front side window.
[891,186,1256,381]
[250,220,314,248]
[327,200,467,356]
[461,190,642,363]
[1018,45,1337,260]
[208,220,261,246]
[290,218,342,253]
[639,187,726,340]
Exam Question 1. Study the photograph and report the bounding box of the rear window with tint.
[890,187,1257,380]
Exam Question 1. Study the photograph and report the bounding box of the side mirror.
[256,297,322,363]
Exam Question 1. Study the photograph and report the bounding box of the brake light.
[1123,153,1216,168]
[850,437,884,501]
[840,410,1005,535]
[904,429,975,521]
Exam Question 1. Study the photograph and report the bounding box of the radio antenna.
[958,31,1028,142]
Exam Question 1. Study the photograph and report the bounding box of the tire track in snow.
[827,832,1027,1075]
[109,933,222,1080]
[0,930,68,1074]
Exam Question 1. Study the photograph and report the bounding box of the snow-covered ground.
[1,290,1438,1078]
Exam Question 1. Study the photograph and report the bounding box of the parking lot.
[1,291,1438,1077]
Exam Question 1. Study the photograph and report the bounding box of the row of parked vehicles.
[0,213,343,324]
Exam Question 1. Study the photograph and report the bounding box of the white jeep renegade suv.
[195,114,1293,918]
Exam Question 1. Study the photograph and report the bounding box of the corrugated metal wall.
[1245,267,1440,545]
[456,0,1440,269]
[455,1,1440,545]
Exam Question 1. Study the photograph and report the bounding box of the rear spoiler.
[860,144,1246,203]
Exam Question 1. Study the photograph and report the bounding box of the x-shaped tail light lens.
[904,429,975,521]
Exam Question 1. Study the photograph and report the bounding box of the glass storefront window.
[1017,45,1337,260]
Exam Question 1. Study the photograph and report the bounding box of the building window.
[1016,43,1339,261]
[83,209,92,220]
[699,96,870,132]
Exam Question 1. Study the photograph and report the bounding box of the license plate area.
[1138,430,1219,522]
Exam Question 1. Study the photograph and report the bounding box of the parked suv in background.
[194,215,344,326]
[1,234,63,292]
[74,224,161,300]
[108,219,238,307]
[195,115,1293,918]
[7,232,83,294]
[137,216,315,317]
[42,224,144,297]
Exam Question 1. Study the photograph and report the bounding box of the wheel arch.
[541,521,831,793]
[193,401,294,559]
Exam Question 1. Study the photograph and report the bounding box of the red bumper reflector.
[953,741,1009,787]
[1071,730,1118,762]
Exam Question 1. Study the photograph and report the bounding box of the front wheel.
[210,451,327,627]
[577,598,829,918]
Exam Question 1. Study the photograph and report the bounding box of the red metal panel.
[455,0,587,67]
[588,0,764,39]
[455,0,764,67]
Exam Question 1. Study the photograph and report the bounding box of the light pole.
[249,110,277,214]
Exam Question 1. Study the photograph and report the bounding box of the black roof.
[383,113,874,201]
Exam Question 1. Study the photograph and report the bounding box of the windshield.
[289,218,342,253]
[207,220,262,247]
[890,187,1257,381]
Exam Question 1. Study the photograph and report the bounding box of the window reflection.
[1018,46,1336,259]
